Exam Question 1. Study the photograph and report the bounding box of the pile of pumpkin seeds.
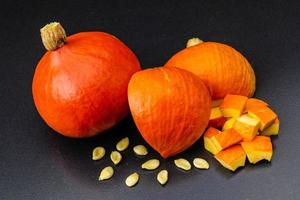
[92,137,209,188]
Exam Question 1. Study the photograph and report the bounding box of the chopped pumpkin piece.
[244,98,268,113]
[214,128,243,150]
[261,118,280,136]
[222,118,236,131]
[214,145,246,171]
[211,99,223,108]
[204,127,220,138]
[210,107,223,119]
[204,127,222,155]
[233,114,260,141]
[248,107,277,131]
[220,94,248,118]
[241,136,273,164]
[209,107,226,128]
[204,127,242,155]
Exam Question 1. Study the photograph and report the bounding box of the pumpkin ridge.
[173,68,190,153]
[158,68,172,152]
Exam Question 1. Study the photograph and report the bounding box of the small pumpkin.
[165,38,256,100]
[32,22,141,138]
[128,67,211,158]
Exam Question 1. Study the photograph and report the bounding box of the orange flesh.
[241,136,273,164]
[261,118,280,136]
[214,128,243,149]
[214,145,246,171]
[233,114,260,141]
[204,127,222,155]
[220,94,248,118]
[204,127,221,138]
[204,127,242,155]
[244,98,268,113]
[248,107,277,131]
[205,96,278,170]
[210,107,223,120]
[222,118,236,131]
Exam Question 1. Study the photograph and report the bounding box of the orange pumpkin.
[32,22,140,138]
[165,38,256,100]
[128,67,211,158]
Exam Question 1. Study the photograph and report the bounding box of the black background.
[1,1,300,200]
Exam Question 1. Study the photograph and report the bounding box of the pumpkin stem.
[186,38,203,48]
[40,22,66,51]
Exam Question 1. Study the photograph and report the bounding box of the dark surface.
[1,0,300,199]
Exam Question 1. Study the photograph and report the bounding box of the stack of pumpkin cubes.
[204,94,279,171]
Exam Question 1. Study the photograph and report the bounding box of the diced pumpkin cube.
[244,98,268,113]
[233,114,260,141]
[209,107,226,128]
[211,99,223,108]
[260,118,280,136]
[204,127,222,155]
[220,94,248,118]
[222,118,236,131]
[204,127,220,138]
[214,145,246,171]
[214,128,243,150]
[210,107,223,119]
[248,107,277,131]
[204,127,242,155]
[241,136,273,164]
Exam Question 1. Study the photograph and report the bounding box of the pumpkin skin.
[128,67,211,158]
[165,41,256,100]
[33,32,140,138]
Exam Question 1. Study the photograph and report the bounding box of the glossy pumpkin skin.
[33,32,140,138]
[128,67,211,158]
[165,42,256,100]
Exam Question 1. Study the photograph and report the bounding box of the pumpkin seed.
[141,159,160,170]
[110,151,122,165]
[174,158,191,171]
[116,137,129,151]
[133,145,148,156]
[193,158,209,169]
[99,166,114,181]
[157,170,168,186]
[125,172,139,187]
[92,146,105,160]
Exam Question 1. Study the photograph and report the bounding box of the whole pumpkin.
[165,39,256,100]
[32,22,140,138]
[128,67,211,158]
